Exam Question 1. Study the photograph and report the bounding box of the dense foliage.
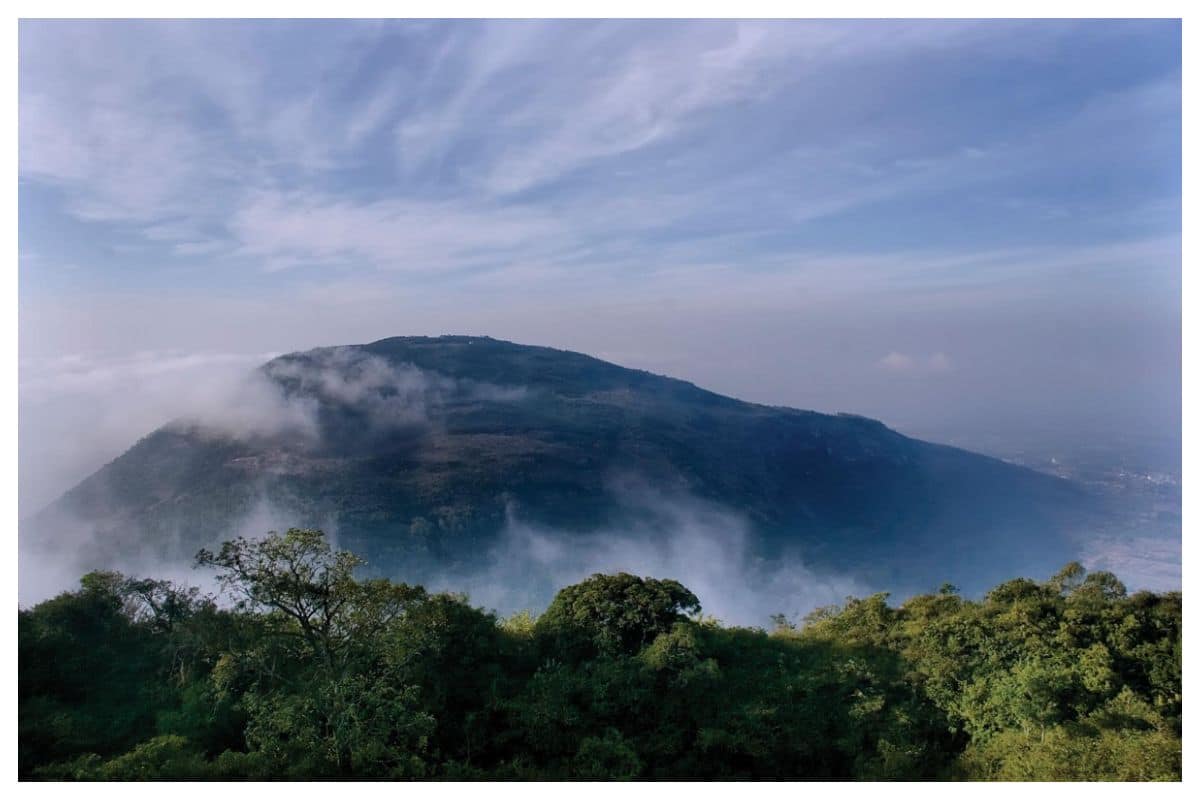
[19,529,1180,780]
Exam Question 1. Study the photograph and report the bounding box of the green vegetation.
[19,529,1180,780]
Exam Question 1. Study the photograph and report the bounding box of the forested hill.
[32,335,1096,597]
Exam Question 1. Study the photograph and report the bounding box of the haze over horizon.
[19,19,1181,513]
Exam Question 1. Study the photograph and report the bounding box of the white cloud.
[431,481,869,626]
[19,87,223,224]
[18,21,399,233]
[18,19,1179,281]
[472,23,785,194]
[18,350,285,512]
[18,345,532,513]
[228,189,568,272]
[877,351,953,374]
[878,352,916,372]
[18,350,272,404]
[928,352,953,372]
[390,20,1008,197]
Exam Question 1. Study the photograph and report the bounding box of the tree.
[535,573,701,658]
[18,571,169,775]
[197,529,432,775]
[1049,561,1087,595]
[119,577,206,632]
[196,528,426,678]
[19,549,1182,780]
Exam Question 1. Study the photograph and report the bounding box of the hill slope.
[26,336,1096,599]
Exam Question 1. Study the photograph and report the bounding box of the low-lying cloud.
[1080,534,1181,594]
[19,345,529,514]
[17,493,330,609]
[262,347,529,435]
[427,482,869,629]
[18,344,539,605]
[19,350,284,513]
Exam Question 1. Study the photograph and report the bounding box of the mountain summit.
[28,336,1093,599]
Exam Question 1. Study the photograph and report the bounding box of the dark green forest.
[19,529,1181,781]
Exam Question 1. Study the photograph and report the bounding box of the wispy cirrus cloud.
[19,19,1181,282]
[228,189,571,273]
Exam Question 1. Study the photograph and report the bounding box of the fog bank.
[425,483,869,629]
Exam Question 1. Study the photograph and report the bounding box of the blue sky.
[17,19,1182,508]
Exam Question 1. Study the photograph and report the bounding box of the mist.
[16,485,354,609]
[422,481,870,629]
[18,342,873,622]
[18,350,285,513]
[19,467,870,628]
[17,343,533,514]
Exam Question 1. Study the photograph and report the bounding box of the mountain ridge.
[25,335,1096,601]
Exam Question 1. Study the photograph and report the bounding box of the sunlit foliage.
[19,533,1180,781]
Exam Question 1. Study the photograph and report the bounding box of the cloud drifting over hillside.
[18,345,534,513]
[431,482,869,628]
[19,351,280,512]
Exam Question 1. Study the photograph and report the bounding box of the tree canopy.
[19,530,1181,781]
[535,572,702,658]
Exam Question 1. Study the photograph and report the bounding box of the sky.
[18,19,1182,512]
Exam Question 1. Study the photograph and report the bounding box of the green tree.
[197,528,426,678]
[197,529,432,776]
[534,573,701,658]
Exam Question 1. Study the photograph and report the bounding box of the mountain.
[25,335,1098,600]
